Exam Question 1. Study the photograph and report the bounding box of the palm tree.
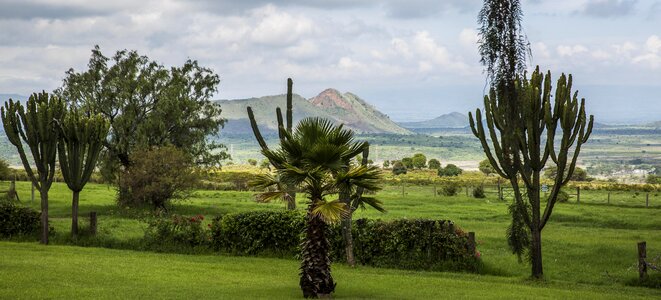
[254,117,382,298]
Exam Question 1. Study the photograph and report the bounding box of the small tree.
[428,159,441,170]
[412,153,427,169]
[401,157,414,169]
[392,161,407,175]
[438,164,462,177]
[247,159,258,166]
[1,92,65,244]
[57,109,109,239]
[382,160,390,169]
[118,146,199,210]
[479,159,496,175]
[0,159,10,180]
[544,165,588,181]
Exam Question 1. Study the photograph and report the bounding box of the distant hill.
[399,112,468,129]
[216,89,411,135]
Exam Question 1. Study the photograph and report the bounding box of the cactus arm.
[247,106,269,151]
[286,78,293,133]
[276,107,285,140]
[469,109,507,178]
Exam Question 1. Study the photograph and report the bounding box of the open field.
[1,241,659,299]
[1,179,660,299]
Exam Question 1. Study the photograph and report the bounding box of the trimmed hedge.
[0,202,40,238]
[209,211,480,272]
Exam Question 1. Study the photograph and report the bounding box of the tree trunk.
[71,191,80,239]
[287,191,297,210]
[40,187,49,245]
[300,202,335,298]
[341,211,356,267]
[530,229,543,279]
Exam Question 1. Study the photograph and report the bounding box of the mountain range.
[398,112,468,129]
[216,89,412,135]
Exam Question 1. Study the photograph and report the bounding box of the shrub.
[392,161,407,175]
[247,159,258,166]
[382,160,390,169]
[438,164,463,177]
[0,159,10,180]
[557,190,570,203]
[478,159,495,175]
[428,159,441,170]
[401,157,414,169]
[473,186,486,198]
[440,181,460,196]
[210,210,304,255]
[412,153,427,169]
[144,214,208,249]
[118,146,199,209]
[0,202,41,238]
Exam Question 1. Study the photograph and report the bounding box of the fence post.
[646,193,649,208]
[468,232,476,254]
[607,192,610,204]
[576,186,580,204]
[638,241,648,279]
[90,212,97,236]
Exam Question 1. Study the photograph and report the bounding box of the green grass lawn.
[2,180,661,298]
[1,242,659,299]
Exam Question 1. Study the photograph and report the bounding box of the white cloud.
[557,44,589,57]
[645,35,661,54]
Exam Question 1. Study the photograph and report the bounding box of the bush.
[557,190,570,203]
[392,161,407,175]
[144,214,208,249]
[247,159,258,166]
[210,210,304,255]
[0,202,41,238]
[209,211,480,272]
[440,181,460,196]
[438,164,463,177]
[0,159,10,180]
[118,146,199,209]
[428,159,441,170]
[473,186,486,198]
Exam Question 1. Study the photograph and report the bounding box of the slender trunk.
[40,186,48,245]
[530,228,543,279]
[71,191,80,239]
[300,202,335,298]
[341,211,356,267]
[287,191,297,210]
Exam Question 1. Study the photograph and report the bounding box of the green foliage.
[401,157,414,169]
[382,160,390,169]
[391,161,407,175]
[210,211,304,255]
[0,159,10,180]
[473,186,486,198]
[0,202,41,238]
[118,146,199,210]
[259,159,271,170]
[247,159,258,166]
[440,181,460,196]
[144,214,208,250]
[544,166,589,181]
[55,46,227,181]
[438,164,463,177]
[411,153,427,169]
[556,190,570,203]
[428,159,441,170]
[647,175,661,184]
[479,159,496,175]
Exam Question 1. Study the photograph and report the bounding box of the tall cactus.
[468,66,594,279]
[57,109,109,239]
[247,78,297,210]
[1,92,65,244]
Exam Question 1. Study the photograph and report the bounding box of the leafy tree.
[118,146,199,210]
[428,159,441,170]
[401,157,414,169]
[0,158,10,180]
[1,92,65,244]
[411,153,427,169]
[247,159,258,166]
[392,161,407,175]
[257,117,382,298]
[55,46,227,182]
[57,109,109,239]
[479,159,496,175]
[468,67,594,279]
[438,164,463,177]
[544,165,588,181]
[382,160,390,169]
[647,174,661,184]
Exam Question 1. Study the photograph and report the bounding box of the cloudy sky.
[0,0,659,123]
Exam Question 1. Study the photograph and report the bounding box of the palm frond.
[312,199,348,225]
[353,196,386,213]
[255,191,289,203]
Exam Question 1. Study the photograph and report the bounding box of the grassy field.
[1,180,660,298]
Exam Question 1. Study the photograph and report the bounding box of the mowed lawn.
[1,242,659,299]
[1,181,660,298]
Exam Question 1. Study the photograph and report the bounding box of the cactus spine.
[247,78,296,209]
[468,66,594,279]
[58,109,110,239]
[1,92,65,244]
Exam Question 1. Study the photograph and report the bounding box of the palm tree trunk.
[71,191,80,239]
[341,213,356,267]
[300,201,335,298]
[287,191,297,210]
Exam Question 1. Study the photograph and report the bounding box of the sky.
[0,0,659,124]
